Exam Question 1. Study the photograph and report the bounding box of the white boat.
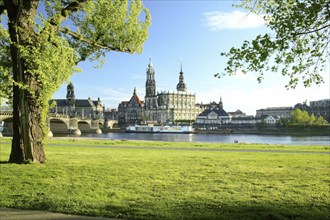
[126,124,194,134]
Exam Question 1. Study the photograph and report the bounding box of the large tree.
[217,0,330,89]
[0,0,150,163]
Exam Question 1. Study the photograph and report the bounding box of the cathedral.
[118,60,203,126]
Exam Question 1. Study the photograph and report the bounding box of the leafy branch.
[49,0,89,26]
[59,27,133,53]
[219,0,330,89]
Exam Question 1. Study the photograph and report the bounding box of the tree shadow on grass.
[11,198,330,220]
[103,200,330,220]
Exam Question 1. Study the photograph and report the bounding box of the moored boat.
[126,124,194,133]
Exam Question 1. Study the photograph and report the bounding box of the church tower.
[66,82,75,105]
[176,62,187,92]
[145,59,158,110]
[219,96,223,109]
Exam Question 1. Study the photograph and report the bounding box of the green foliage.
[0,17,12,103]
[0,140,329,219]
[290,108,329,126]
[61,0,150,63]
[218,0,330,88]
[0,0,150,156]
[314,115,328,125]
[23,27,79,136]
[309,113,316,125]
[276,117,289,127]
[1,0,150,101]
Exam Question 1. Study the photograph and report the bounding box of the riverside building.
[49,82,104,119]
[309,99,330,122]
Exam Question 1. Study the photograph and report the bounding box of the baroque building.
[49,82,104,119]
[118,60,202,126]
[143,60,202,124]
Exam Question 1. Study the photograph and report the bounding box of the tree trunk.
[5,0,45,163]
[9,76,46,163]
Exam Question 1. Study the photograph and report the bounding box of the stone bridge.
[0,110,12,121]
[0,110,118,136]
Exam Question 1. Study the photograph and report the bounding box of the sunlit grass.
[0,138,329,219]
[47,137,330,152]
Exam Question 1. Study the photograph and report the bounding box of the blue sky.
[53,0,329,115]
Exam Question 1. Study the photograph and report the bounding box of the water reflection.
[55,133,330,146]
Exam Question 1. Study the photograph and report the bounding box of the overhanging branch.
[59,27,133,53]
[49,0,90,26]
[296,24,330,36]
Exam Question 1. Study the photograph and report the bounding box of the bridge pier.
[48,130,53,138]
[69,128,81,136]
[68,118,81,136]
[90,120,102,134]
[92,128,102,134]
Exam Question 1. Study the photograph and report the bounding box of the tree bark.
[5,0,45,163]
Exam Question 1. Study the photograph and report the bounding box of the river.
[54,133,330,146]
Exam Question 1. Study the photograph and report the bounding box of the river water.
[54,133,330,146]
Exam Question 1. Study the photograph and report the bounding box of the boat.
[126,124,194,134]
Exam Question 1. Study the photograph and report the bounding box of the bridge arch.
[49,118,69,134]
[1,117,13,135]
[105,120,118,129]
[78,121,91,133]
[98,121,104,129]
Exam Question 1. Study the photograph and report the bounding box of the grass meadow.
[0,138,329,219]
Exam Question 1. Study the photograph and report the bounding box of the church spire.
[219,96,223,109]
[176,60,187,92]
[148,57,153,68]
[180,59,183,73]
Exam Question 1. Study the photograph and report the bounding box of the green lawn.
[0,138,329,219]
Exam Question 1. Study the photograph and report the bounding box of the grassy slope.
[0,138,329,219]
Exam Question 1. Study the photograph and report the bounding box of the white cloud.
[204,10,265,31]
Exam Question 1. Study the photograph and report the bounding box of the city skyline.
[52,1,329,115]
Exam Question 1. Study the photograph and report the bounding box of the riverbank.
[1,139,329,219]
[104,125,330,136]
[196,125,330,135]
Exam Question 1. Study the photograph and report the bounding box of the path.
[0,208,118,220]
